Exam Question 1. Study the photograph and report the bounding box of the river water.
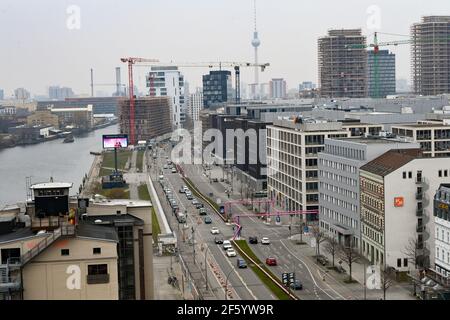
[0,124,119,207]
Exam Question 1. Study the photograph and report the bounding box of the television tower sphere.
[252,32,260,48]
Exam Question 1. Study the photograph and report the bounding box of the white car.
[261,237,270,245]
[223,240,232,250]
[226,249,237,257]
[210,227,220,235]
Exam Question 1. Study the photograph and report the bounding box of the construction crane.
[120,57,160,145]
[348,32,450,98]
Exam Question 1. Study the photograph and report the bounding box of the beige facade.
[27,110,59,129]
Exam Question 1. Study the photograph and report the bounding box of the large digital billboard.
[103,134,128,149]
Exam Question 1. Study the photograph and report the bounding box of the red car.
[266,257,277,266]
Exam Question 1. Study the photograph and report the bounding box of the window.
[61,249,70,256]
[88,264,108,275]
[93,248,101,255]
[397,258,401,268]
[439,170,443,177]
[408,172,412,179]
[404,258,408,267]
[403,172,407,179]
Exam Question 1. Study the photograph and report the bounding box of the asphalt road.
[150,146,275,300]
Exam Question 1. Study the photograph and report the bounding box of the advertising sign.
[103,134,128,149]
[394,197,404,208]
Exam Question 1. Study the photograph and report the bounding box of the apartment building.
[434,184,450,283]
[319,137,420,249]
[391,121,450,157]
[267,118,350,220]
[360,149,450,274]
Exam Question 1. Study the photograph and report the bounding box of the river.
[0,124,119,207]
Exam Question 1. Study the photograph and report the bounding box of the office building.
[391,121,450,157]
[188,90,204,121]
[49,86,75,100]
[267,118,351,221]
[367,50,396,98]
[269,79,287,99]
[118,97,172,142]
[319,137,420,249]
[147,66,186,129]
[412,16,450,96]
[318,29,367,98]
[37,97,120,115]
[50,105,94,131]
[202,71,232,109]
[360,149,450,273]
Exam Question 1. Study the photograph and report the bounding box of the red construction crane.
[120,57,159,145]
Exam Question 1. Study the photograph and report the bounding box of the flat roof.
[332,137,412,144]
[0,228,36,243]
[30,182,73,189]
[77,223,119,242]
[91,198,152,208]
[393,123,449,128]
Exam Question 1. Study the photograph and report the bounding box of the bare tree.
[311,225,326,260]
[324,236,339,268]
[339,245,360,282]
[403,237,426,271]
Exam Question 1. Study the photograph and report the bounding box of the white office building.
[188,90,204,122]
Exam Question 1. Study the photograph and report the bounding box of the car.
[214,237,224,244]
[223,240,232,250]
[186,194,193,200]
[265,257,277,266]
[199,208,207,216]
[171,168,177,173]
[195,203,204,209]
[192,199,198,205]
[226,249,237,257]
[261,237,270,245]
[212,178,218,182]
[179,187,185,194]
[210,227,220,234]
[249,236,258,244]
[317,256,328,266]
[290,280,303,290]
[163,164,168,169]
[204,216,212,224]
[237,258,247,268]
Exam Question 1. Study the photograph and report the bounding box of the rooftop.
[333,136,414,145]
[360,149,422,177]
[77,223,119,242]
[392,123,449,128]
[30,182,73,189]
[91,198,152,208]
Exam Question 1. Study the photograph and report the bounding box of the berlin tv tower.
[251,0,261,100]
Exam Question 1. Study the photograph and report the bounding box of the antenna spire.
[254,0,257,32]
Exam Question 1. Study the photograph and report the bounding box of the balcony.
[416,177,424,185]
[86,274,110,285]
[416,208,424,217]
[417,224,425,233]
[416,192,423,201]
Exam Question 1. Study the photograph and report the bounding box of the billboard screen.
[103,134,128,149]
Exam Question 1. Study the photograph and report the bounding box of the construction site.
[118,97,172,142]
[318,29,368,98]
[411,16,450,96]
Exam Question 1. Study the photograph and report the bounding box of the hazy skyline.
[0,0,449,97]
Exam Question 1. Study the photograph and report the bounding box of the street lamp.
[203,245,210,291]
[224,269,234,301]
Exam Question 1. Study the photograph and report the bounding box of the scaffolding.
[411,16,450,96]
[118,97,172,142]
[318,29,368,98]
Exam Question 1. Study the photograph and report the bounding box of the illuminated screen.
[103,134,128,149]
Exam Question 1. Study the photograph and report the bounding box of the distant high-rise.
[269,79,287,99]
[0,89,3,100]
[411,16,450,96]
[202,70,232,109]
[188,89,204,122]
[367,50,396,98]
[146,66,186,129]
[48,86,74,100]
[14,88,30,100]
[318,29,367,98]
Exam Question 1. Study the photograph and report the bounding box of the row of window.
[436,247,450,265]
[320,170,358,186]
[435,226,450,244]
[319,182,358,200]
[323,144,366,160]
[360,178,384,195]
[319,158,358,174]
[320,206,358,229]
[361,193,385,212]
[61,247,101,256]
[320,193,358,213]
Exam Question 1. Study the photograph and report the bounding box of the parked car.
[214,237,224,244]
[179,187,185,193]
[210,227,220,234]
[249,236,258,244]
[226,249,237,257]
[192,199,199,205]
[195,203,204,209]
[265,257,277,266]
[261,237,270,245]
[186,193,193,200]
[204,216,212,224]
[199,208,207,216]
[171,168,177,173]
[163,164,168,169]
[223,240,232,250]
[317,256,328,266]
[212,178,218,182]
[290,280,303,290]
[237,258,247,268]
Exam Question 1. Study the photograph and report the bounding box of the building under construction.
[118,97,172,142]
[318,29,367,98]
[411,16,450,96]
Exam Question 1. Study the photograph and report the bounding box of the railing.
[416,208,424,217]
[21,225,76,266]
[416,192,423,201]
[416,177,424,184]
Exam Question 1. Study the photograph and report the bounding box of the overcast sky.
[0,0,449,97]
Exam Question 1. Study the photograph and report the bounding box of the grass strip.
[138,183,161,245]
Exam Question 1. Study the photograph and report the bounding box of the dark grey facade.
[367,50,396,98]
[202,71,232,108]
